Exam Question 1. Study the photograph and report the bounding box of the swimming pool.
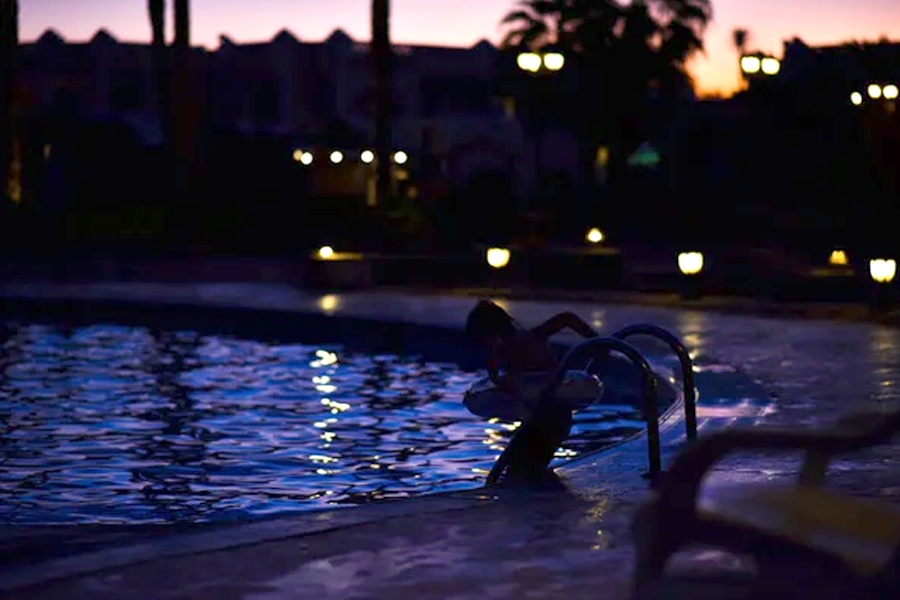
[0,315,665,525]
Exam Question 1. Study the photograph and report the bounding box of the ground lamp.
[517,50,565,206]
[318,294,340,314]
[870,258,896,310]
[586,228,605,244]
[487,247,511,269]
[678,252,704,300]
[829,249,849,267]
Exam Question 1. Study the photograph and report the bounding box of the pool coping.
[0,284,772,593]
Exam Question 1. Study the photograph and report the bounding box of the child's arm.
[530,311,597,340]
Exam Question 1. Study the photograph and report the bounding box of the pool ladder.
[485,324,696,486]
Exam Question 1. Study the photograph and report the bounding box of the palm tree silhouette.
[147,0,195,210]
[148,0,170,190]
[501,0,620,51]
[732,28,749,56]
[172,0,193,201]
[0,0,18,204]
[499,0,711,199]
[372,0,392,213]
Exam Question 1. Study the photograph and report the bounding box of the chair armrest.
[656,409,900,513]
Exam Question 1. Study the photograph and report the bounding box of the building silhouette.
[16,28,593,211]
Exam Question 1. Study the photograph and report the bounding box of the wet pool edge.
[0,290,773,593]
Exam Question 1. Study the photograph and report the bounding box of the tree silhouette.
[372,0,392,212]
[0,0,18,205]
[500,0,711,202]
[148,0,170,194]
[732,27,748,55]
[172,0,193,200]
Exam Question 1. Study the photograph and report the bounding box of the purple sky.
[18,0,900,96]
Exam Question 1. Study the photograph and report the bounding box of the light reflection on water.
[0,323,646,525]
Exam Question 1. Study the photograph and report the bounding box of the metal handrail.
[486,336,661,485]
[612,324,697,441]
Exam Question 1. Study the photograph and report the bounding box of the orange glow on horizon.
[18,0,900,98]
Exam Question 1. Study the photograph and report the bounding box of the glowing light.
[870,259,897,284]
[43,144,52,159]
[761,57,780,75]
[740,56,760,74]
[543,52,565,71]
[393,150,408,164]
[292,149,303,162]
[829,250,849,266]
[678,252,704,276]
[486,247,511,269]
[517,52,541,73]
[318,294,339,314]
[318,246,335,260]
[885,85,899,100]
[329,150,344,164]
[586,228,604,244]
[851,92,863,106]
[361,150,375,163]
[300,151,314,165]
[868,84,883,99]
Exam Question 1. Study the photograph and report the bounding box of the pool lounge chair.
[631,408,900,598]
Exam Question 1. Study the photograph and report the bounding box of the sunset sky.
[18,0,900,97]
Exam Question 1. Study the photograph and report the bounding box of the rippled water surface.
[0,322,647,524]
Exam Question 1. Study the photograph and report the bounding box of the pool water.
[0,322,650,525]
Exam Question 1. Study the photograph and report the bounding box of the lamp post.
[678,251,704,300]
[850,83,898,114]
[517,50,565,212]
[740,53,780,98]
[740,54,780,78]
[870,258,896,311]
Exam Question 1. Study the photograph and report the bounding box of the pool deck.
[2,282,900,599]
